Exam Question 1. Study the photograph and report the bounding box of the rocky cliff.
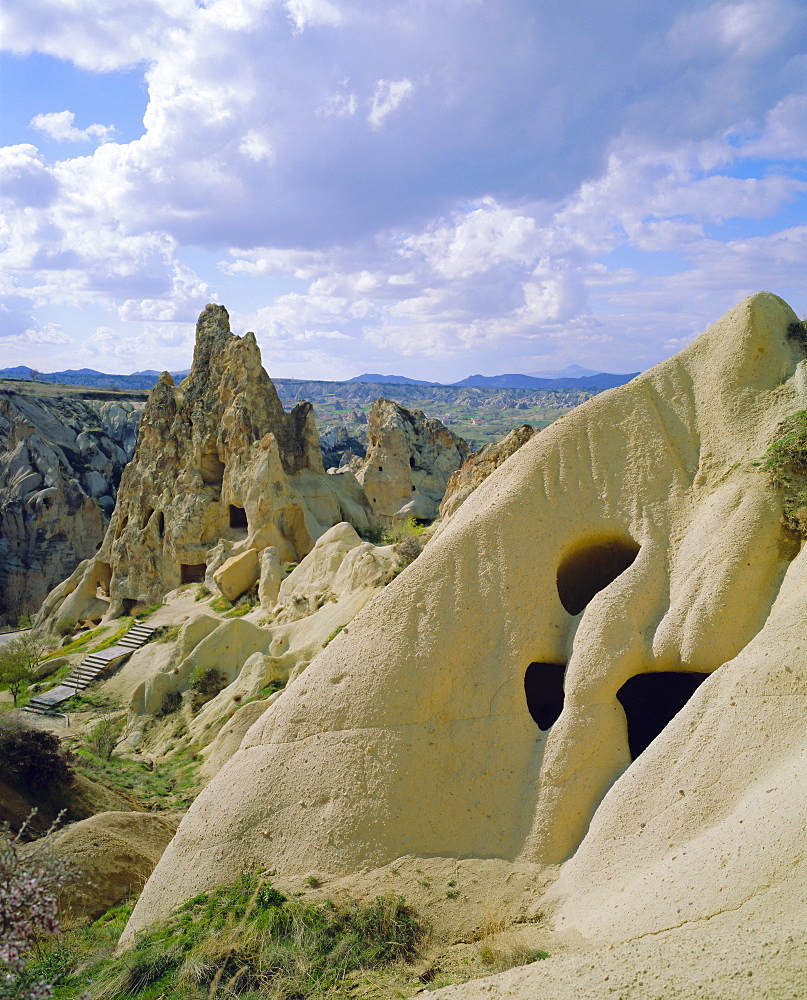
[355,398,470,522]
[122,293,806,999]
[0,387,143,622]
[439,423,538,520]
[36,305,374,627]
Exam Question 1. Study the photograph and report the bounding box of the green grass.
[28,875,427,1000]
[43,625,110,660]
[135,604,164,621]
[763,409,807,535]
[208,595,233,613]
[68,743,201,811]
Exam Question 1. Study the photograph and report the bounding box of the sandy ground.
[424,912,806,1000]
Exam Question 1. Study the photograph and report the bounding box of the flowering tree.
[0,813,71,1000]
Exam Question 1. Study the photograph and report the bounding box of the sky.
[0,0,805,382]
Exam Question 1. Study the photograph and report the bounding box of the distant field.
[274,378,595,450]
[0,378,149,403]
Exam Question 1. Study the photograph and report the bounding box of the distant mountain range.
[349,367,638,391]
[1,364,638,393]
[0,366,190,390]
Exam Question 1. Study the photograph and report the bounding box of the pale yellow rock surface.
[36,305,374,628]
[121,293,807,1000]
[439,423,538,520]
[355,398,469,522]
[213,547,260,600]
[24,811,180,925]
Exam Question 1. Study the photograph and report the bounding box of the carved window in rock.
[617,671,710,760]
[229,505,248,530]
[200,446,225,485]
[157,512,165,539]
[556,537,640,616]
[141,507,154,530]
[524,662,566,730]
[180,563,206,584]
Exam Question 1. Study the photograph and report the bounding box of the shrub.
[787,319,807,352]
[85,714,129,761]
[0,812,73,1000]
[0,716,74,791]
[194,584,211,602]
[54,618,76,638]
[763,410,807,535]
[157,690,182,717]
[188,665,226,697]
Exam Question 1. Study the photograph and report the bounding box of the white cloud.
[1,1,806,377]
[29,111,114,144]
[368,78,414,128]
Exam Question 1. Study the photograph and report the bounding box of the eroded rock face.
[0,390,142,621]
[36,305,374,627]
[124,293,807,968]
[22,811,180,924]
[355,398,469,522]
[439,423,538,520]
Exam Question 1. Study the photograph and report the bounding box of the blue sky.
[1,0,805,381]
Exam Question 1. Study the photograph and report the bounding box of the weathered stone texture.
[355,398,470,522]
[37,305,373,626]
[0,390,142,620]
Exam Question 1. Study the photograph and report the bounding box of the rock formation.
[355,398,470,522]
[0,388,142,621]
[23,811,180,924]
[439,423,538,520]
[36,305,374,627]
[122,292,807,996]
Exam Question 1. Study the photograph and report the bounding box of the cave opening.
[524,662,566,731]
[180,563,206,584]
[556,537,640,615]
[229,504,248,530]
[157,511,165,538]
[617,671,711,760]
[201,449,225,485]
[141,507,154,530]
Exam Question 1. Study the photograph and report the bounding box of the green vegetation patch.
[32,875,426,1000]
[763,409,807,535]
[70,744,200,811]
[787,319,807,352]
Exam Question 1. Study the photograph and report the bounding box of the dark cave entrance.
[180,563,206,584]
[617,671,711,760]
[229,504,248,530]
[556,537,640,615]
[524,662,566,731]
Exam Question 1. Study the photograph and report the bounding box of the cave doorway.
[229,505,248,530]
[180,563,206,584]
[201,448,225,485]
[557,537,640,615]
[617,671,710,760]
[524,662,566,730]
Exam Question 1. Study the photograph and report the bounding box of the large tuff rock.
[22,811,180,924]
[439,423,538,520]
[355,398,470,522]
[36,305,373,627]
[123,293,806,992]
[0,389,142,621]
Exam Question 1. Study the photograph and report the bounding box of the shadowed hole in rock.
[181,563,206,584]
[556,537,640,615]
[524,662,566,730]
[141,507,154,529]
[229,504,248,530]
[121,598,138,615]
[201,448,225,485]
[617,671,710,760]
[157,511,165,538]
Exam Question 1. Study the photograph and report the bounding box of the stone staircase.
[23,622,156,717]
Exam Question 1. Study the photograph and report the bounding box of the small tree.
[0,715,74,791]
[85,714,131,761]
[0,633,49,707]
